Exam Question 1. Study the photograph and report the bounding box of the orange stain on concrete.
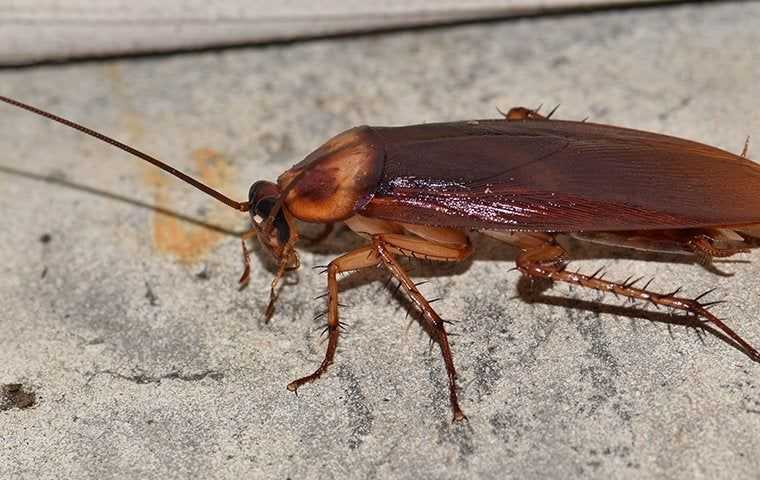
[146,148,239,263]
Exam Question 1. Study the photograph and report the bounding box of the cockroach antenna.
[0,95,250,212]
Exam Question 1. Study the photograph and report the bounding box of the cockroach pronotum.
[2,95,759,422]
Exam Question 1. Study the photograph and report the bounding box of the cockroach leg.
[265,245,295,320]
[503,106,546,121]
[686,230,750,273]
[372,233,473,263]
[287,245,379,393]
[687,234,750,264]
[238,228,258,286]
[741,136,750,158]
[370,235,471,422]
[239,238,252,285]
[515,243,760,362]
[264,261,286,320]
[288,232,471,421]
[501,104,558,122]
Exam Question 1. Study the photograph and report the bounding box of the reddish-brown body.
[2,95,758,422]
[282,119,760,231]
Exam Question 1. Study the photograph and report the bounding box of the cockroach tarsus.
[3,95,760,422]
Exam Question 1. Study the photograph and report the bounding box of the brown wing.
[359,120,760,231]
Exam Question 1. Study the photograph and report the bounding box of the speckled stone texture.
[2,3,760,479]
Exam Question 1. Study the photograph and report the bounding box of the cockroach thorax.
[277,126,384,223]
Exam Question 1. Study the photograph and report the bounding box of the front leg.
[288,230,472,421]
[287,245,379,392]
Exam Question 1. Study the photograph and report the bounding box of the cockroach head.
[248,180,299,269]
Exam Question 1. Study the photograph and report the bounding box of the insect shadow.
[0,164,241,237]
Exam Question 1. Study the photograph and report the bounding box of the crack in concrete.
[88,369,224,385]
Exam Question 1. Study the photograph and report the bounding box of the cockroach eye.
[248,181,282,223]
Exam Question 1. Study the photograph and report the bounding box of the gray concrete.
[1,0,667,65]
[2,3,760,478]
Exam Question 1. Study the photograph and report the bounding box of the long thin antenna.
[0,95,250,212]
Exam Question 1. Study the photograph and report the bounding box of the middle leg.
[371,234,472,421]
[287,231,472,421]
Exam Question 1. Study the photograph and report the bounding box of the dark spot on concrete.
[337,365,374,450]
[552,56,569,67]
[658,96,692,121]
[579,444,639,470]
[195,267,210,280]
[39,233,52,244]
[569,313,634,423]
[145,281,159,306]
[574,316,621,416]
[725,370,760,415]
[41,267,48,279]
[489,411,529,449]
[1,383,37,410]
[470,345,502,400]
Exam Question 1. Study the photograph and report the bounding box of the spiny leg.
[288,231,472,421]
[371,234,472,421]
[287,245,378,392]
[516,243,760,361]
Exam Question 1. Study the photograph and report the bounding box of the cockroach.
[2,95,760,422]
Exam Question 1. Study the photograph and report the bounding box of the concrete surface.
[2,2,760,479]
[1,0,669,65]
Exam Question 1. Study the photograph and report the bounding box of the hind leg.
[504,233,760,361]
